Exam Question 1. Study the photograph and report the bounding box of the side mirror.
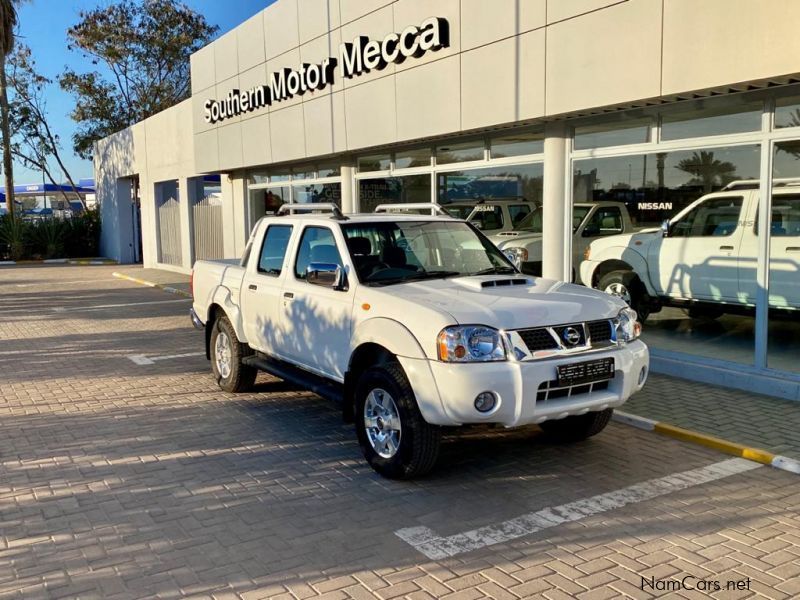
[661,219,671,238]
[307,263,347,290]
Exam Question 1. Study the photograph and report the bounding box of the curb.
[613,410,800,476]
[0,258,116,266]
[112,272,191,298]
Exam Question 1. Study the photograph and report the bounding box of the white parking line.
[52,298,190,312]
[127,352,205,365]
[395,458,761,560]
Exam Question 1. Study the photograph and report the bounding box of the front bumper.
[580,259,601,289]
[399,340,649,427]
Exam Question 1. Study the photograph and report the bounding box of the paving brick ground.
[1,264,799,599]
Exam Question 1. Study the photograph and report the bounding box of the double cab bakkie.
[191,204,649,479]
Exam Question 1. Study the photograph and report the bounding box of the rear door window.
[257,225,293,275]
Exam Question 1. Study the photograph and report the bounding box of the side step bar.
[242,353,344,404]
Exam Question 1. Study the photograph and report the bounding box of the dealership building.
[95,0,800,400]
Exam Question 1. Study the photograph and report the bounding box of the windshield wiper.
[365,270,461,286]
[470,266,518,276]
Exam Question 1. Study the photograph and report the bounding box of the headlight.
[503,247,527,269]
[583,245,591,261]
[437,325,507,362]
[614,307,642,343]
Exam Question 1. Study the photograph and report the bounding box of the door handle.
[283,292,294,299]
[248,284,257,291]
[786,246,800,253]
[719,245,734,251]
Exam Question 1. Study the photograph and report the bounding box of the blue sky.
[14,0,275,184]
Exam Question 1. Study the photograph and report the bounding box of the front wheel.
[539,408,613,442]
[598,270,651,322]
[355,364,441,479]
[210,316,257,393]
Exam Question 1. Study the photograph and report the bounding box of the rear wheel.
[598,270,651,321]
[355,364,441,479]
[539,408,613,442]
[210,316,257,392]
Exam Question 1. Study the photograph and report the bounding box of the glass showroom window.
[358,175,430,214]
[573,115,653,150]
[574,144,762,367]
[247,166,341,231]
[768,140,800,372]
[659,97,762,141]
[438,163,543,205]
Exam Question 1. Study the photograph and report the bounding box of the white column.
[178,176,200,270]
[542,122,570,281]
[230,175,249,256]
[340,165,355,213]
[220,174,237,258]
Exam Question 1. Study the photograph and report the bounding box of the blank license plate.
[557,358,615,387]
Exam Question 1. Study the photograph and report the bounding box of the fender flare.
[204,287,248,359]
[349,317,430,361]
[591,246,657,296]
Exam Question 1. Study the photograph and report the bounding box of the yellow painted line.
[112,272,191,298]
[653,422,776,465]
[614,410,798,475]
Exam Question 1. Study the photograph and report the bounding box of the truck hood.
[490,231,543,250]
[589,228,661,252]
[378,275,626,329]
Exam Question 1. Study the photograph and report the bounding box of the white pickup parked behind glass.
[191,204,649,479]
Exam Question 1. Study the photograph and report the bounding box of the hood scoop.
[455,277,533,290]
[497,231,520,237]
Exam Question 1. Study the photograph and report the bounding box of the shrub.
[64,208,101,258]
[27,218,66,259]
[0,216,29,261]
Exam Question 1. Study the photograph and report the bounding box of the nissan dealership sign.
[203,17,449,124]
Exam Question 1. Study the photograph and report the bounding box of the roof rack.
[373,202,450,216]
[277,203,348,220]
[723,177,800,191]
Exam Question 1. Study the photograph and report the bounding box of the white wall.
[190,0,800,173]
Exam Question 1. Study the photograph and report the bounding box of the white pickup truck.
[492,201,637,283]
[191,204,649,479]
[580,181,800,320]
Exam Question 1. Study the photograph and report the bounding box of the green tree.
[8,44,85,209]
[675,150,737,193]
[0,0,19,216]
[60,0,218,159]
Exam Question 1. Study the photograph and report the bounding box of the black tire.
[598,270,651,322]
[539,408,613,443]
[355,363,441,479]
[210,315,257,393]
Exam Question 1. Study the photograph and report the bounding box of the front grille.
[587,320,613,344]
[552,324,587,347]
[518,328,558,352]
[536,379,610,402]
[516,319,617,355]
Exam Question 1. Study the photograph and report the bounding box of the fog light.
[474,391,497,413]
[638,366,648,385]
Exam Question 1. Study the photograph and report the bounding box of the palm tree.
[675,150,737,193]
[0,0,17,216]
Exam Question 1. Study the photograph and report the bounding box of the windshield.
[514,206,592,233]
[443,205,475,219]
[342,221,517,286]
